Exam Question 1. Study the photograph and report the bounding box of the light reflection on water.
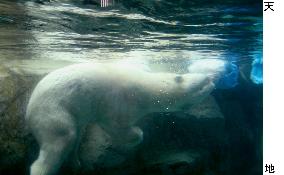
[0,0,262,75]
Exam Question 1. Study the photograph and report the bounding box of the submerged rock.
[133,95,226,175]
[0,65,43,173]
[142,150,203,175]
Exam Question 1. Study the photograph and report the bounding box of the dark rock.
[212,78,263,175]
[132,95,227,175]
[0,65,43,174]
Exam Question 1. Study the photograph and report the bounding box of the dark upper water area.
[0,0,262,76]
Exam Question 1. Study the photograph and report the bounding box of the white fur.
[26,59,226,175]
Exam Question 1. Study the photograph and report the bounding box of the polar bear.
[26,59,227,175]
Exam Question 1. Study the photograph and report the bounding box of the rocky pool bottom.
[0,64,262,175]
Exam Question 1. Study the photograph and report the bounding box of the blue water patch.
[216,62,239,89]
[250,52,263,84]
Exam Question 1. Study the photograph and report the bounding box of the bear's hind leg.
[30,130,77,175]
[29,112,78,175]
[68,127,85,171]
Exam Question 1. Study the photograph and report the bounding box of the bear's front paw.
[127,126,144,146]
[112,126,144,150]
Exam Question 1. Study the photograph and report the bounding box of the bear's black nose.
[174,76,184,83]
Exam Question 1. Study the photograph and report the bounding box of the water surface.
[0,0,262,76]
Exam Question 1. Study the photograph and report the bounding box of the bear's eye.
[174,76,183,83]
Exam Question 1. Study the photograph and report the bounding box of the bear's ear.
[174,75,184,84]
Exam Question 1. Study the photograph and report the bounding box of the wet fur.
[26,60,225,175]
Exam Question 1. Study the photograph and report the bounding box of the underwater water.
[0,0,262,175]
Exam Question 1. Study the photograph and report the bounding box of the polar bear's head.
[170,59,227,109]
[187,59,227,82]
